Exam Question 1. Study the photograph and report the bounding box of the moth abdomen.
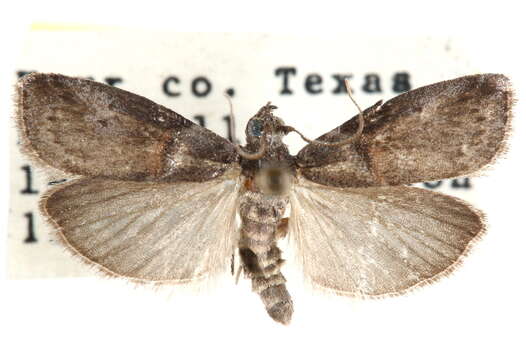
[239,246,285,278]
[238,244,293,325]
[238,191,293,325]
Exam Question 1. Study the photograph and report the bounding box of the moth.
[16,73,512,325]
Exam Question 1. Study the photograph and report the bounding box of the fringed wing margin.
[41,170,241,287]
[296,74,513,187]
[289,177,485,298]
[16,72,239,182]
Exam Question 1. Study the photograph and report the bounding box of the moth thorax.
[255,167,291,196]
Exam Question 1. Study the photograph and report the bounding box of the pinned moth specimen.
[16,73,512,325]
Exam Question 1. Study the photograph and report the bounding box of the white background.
[1,1,525,360]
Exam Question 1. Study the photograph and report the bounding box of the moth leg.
[276,218,289,240]
[234,265,243,285]
[231,252,244,284]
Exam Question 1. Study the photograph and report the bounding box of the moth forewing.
[296,74,513,188]
[16,73,239,182]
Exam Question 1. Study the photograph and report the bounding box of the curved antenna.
[235,139,267,160]
[283,78,365,147]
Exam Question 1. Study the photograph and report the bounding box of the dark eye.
[250,120,263,137]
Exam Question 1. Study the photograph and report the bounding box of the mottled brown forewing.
[17,73,238,182]
[296,74,512,187]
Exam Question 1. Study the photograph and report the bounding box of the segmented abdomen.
[238,191,293,325]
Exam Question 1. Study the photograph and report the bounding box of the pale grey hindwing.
[42,168,242,284]
[289,177,484,297]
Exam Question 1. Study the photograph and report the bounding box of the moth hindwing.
[17,73,512,324]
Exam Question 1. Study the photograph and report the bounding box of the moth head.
[245,102,286,145]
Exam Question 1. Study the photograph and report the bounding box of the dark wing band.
[17,73,238,182]
[296,74,512,187]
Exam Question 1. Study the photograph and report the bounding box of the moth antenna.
[344,78,364,126]
[223,92,238,145]
[235,138,267,160]
[282,78,365,147]
[234,119,270,160]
